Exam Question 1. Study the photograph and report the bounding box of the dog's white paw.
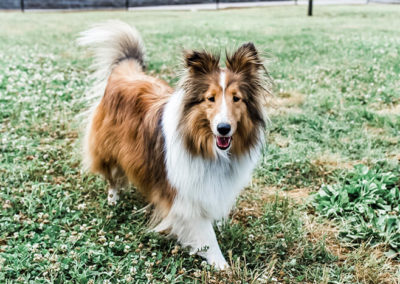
[107,189,119,205]
[207,254,229,270]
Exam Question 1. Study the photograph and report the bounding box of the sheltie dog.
[78,21,269,269]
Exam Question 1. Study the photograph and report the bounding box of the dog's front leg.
[192,218,228,270]
[177,217,229,270]
[154,212,229,269]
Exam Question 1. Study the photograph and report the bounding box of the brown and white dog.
[79,21,269,269]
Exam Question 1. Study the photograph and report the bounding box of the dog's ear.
[225,42,263,76]
[184,50,220,75]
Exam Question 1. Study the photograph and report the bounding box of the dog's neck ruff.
[162,89,264,220]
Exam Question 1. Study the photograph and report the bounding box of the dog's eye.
[208,97,215,102]
[233,96,240,102]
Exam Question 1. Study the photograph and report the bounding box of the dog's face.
[180,43,268,159]
[204,72,245,150]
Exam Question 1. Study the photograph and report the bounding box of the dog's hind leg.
[107,166,128,206]
[108,188,120,205]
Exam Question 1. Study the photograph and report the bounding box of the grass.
[1,4,400,283]
[313,165,400,257]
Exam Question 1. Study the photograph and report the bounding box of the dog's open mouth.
[216,136,232,150]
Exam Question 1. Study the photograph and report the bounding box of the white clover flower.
[32,243,40,250]
[50,263,60,272]
[193,270,201,278]
[124,275,133,282]
[145,273,153,280]
[77,203,86,210]
[98,236,107,243]
[33,253,43,262]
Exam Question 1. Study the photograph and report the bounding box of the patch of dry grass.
[236,185,400,283]
[266,91,305,116]
[374,104,400,116]
[344,244,400,284]
[312,151,360,170]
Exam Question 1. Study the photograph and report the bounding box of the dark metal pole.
[21,0,24,12]
[216,0,219,10]
[308,0,313,16]
[125,0,129,10]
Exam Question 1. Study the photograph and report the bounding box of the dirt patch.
[247,185,311,204]
[269,133,291,148]
[364,126,398,145]
[281,187,312,203]
[345,244,400,284]
[273,91,306,107]
[365,126,386,136]
[387,153,400,162]
[233,186,312,223]
[312,152,360,170]
[266,91,305,116]
[303,214,349,261]
[232,187,276,223]
[375,104,400,116]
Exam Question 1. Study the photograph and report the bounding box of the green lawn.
[1,4,400,283]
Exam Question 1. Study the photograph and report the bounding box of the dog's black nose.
[217,123,231,135]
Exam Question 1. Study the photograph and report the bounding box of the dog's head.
[179,43,269,159]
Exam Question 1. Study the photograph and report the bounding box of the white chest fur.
[162,90,263,220]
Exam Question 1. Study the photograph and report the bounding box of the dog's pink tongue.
[217,136,231,148]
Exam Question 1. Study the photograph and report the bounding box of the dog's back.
[79,21,175,211]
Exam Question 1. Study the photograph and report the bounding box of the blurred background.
[1,0,398,10]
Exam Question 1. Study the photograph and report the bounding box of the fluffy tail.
[78,21,145,170]
[78,20,146,101]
